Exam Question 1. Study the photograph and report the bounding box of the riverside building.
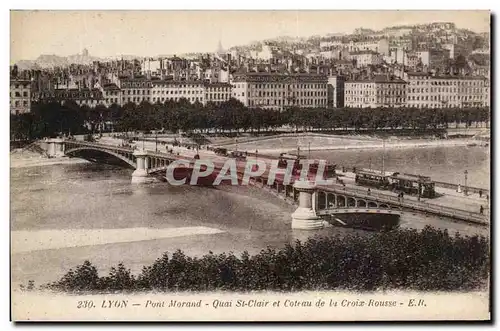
[231,72,328,111]
[151,81,231,106]
[406,72,489,108]
[344,75,407,108]
[10,79,31,114]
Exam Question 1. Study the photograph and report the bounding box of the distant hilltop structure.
[14,48,103,70]
[216,40,225,55]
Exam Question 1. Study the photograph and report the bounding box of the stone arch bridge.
[41,139,485,229]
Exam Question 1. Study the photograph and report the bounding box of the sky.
[10,10,490,62]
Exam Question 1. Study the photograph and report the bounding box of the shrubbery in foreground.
[43,226,489,293]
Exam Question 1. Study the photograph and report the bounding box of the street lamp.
[382,137,386,176]
[464,170,468,196]
[155,132,158,153]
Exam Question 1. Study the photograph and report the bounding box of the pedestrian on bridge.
[367,188,371,195]
[480,205,484,214]
[479,189,483,198]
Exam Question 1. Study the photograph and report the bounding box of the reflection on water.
[10,146,489,285]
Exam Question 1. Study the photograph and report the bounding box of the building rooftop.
[233,72,328,83]
[407,72,432,77]
[346,75,407,83]
[10,79,31,84]
[54,88,101,92]
[102,83,120,90]
[236,72,327,77]
[432,75,487,80]
[205,82,232,87]
[151,80,204,86]
[408,72,488,80]
[336,60,354,65]
[349,50,378,55]
[120,77,150,82]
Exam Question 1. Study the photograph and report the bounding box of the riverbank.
[10,149,489,287]
[10,149,88,169]
[229,137,485,155]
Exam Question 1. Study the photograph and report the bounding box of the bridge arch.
[317,191,327,210]
[336,195,346,208]
[347,197,356,207]
[65,147,136,168]
[326,193,335,209]
[367,201,379,208]
[357,199,367,208]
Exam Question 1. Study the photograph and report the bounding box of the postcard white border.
[3,1,498,329]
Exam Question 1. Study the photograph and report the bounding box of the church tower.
[216,40,225,55]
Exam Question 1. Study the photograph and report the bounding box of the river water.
[10,145,489,286]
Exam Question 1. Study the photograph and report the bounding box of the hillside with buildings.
[10,21,490,116]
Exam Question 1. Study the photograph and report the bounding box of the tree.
[454,54,468,70]
[10,64,18,78]
[10,113,34,140]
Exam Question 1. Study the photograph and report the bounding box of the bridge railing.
[432,180,489,195]
[65,141,135,153]
[317,183,487,224]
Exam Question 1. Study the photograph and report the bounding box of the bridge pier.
[131,150,156,184]
[291,181,324,230]
[46,138,65,158]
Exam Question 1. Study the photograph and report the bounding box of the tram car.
[389,173,436,198]
[277,153,305,168]
[213,148,227,156]
[354,169,391,189]
[228,150,247,160]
